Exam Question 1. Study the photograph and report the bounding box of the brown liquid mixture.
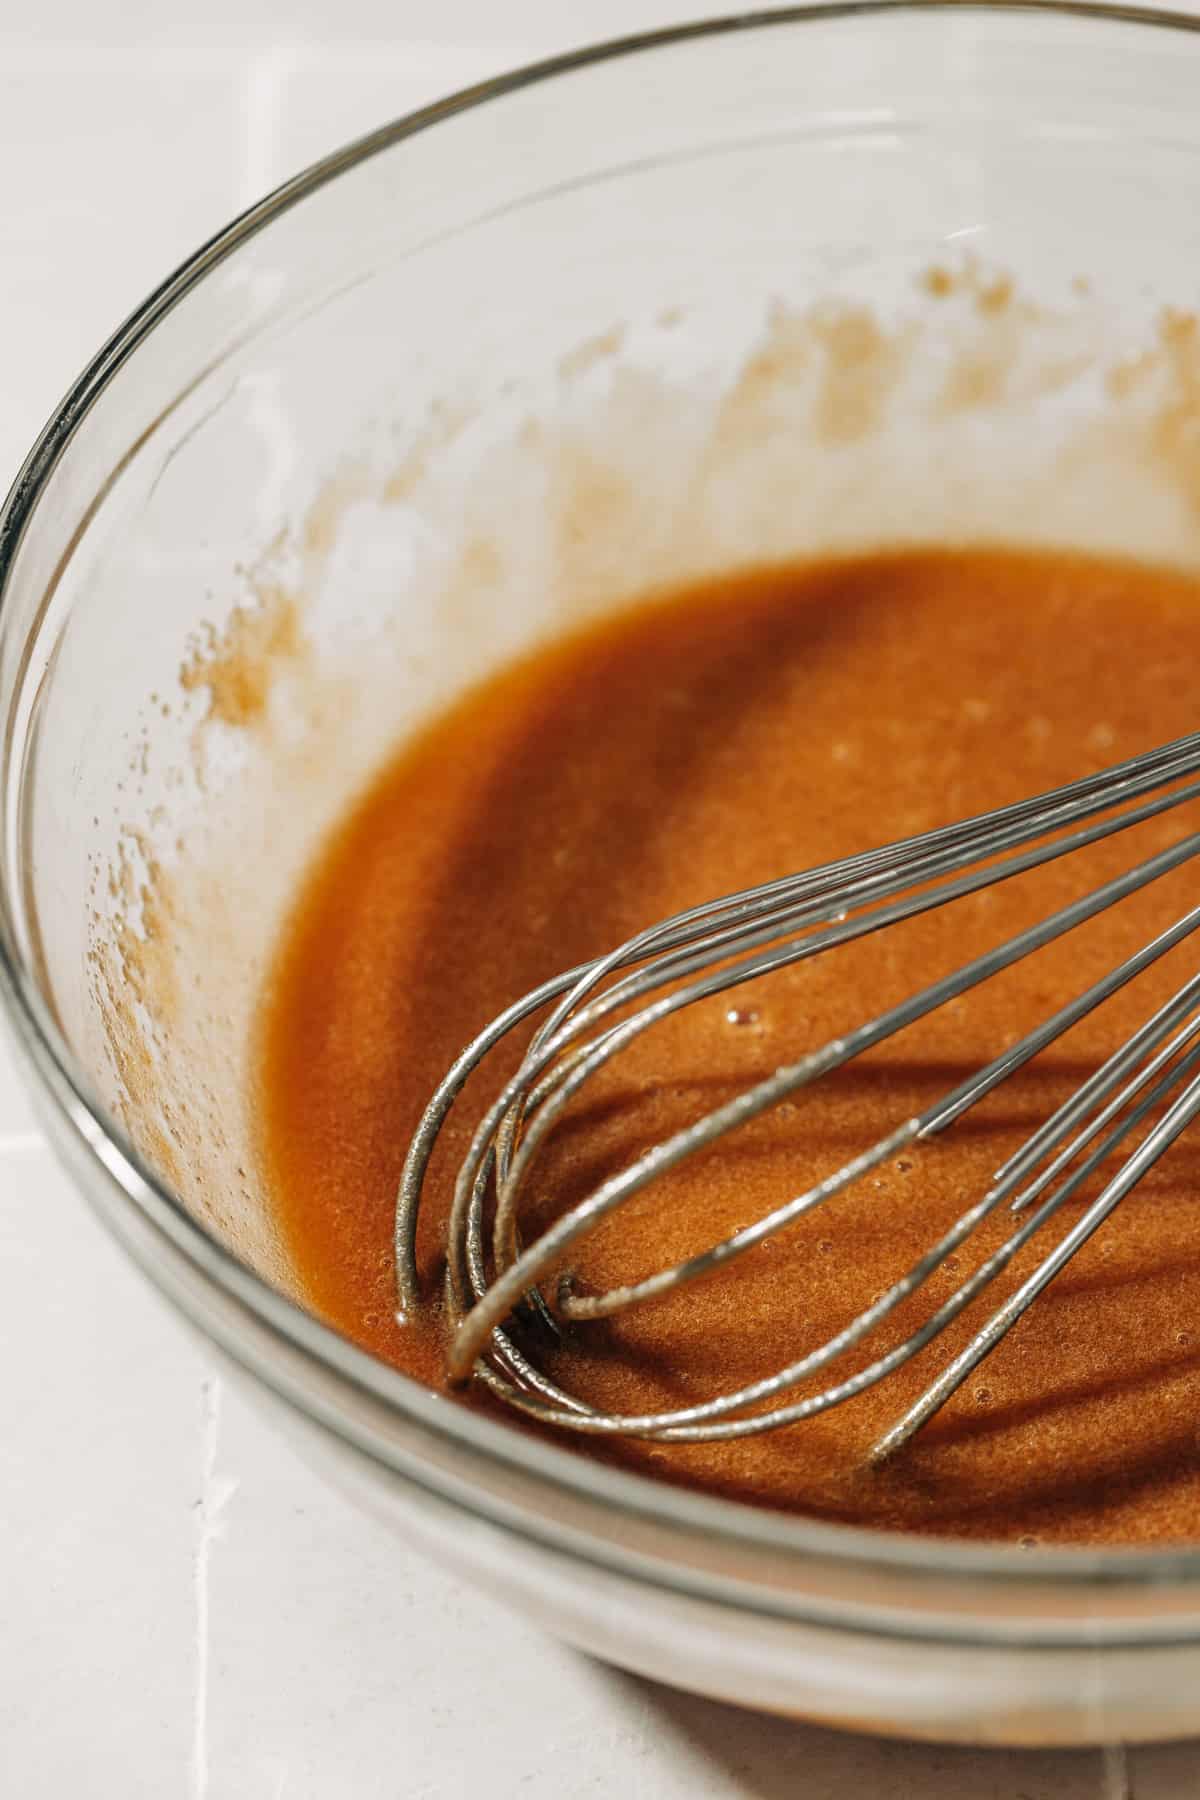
[258,547,1200,1545]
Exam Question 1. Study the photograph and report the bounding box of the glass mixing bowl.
[6,2,1200,1747]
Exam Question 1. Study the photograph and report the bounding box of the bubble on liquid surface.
[726,1006,760,1027]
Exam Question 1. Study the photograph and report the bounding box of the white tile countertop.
[5,5,1200,1795]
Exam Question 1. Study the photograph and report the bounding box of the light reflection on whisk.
[396,731,1200,1460]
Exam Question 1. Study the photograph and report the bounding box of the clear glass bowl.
[6,2,1200,1746]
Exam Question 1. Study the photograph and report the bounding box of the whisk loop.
[396,730,1200,1458]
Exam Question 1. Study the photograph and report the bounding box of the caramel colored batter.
[258,547,1200,1544]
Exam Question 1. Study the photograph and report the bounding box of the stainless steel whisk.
[396,731,1200,1460]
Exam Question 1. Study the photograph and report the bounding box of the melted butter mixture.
[257,547,1200,1544]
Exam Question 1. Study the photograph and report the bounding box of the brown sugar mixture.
[257,546,1200,1545]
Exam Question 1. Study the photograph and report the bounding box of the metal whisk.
[396,730,1200,1461]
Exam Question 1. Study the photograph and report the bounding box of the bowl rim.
[7,0,1200,1622]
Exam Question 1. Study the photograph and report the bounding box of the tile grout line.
[190,1376,220,1800]
[191,1375,238,1800]
[238,46,297,211]
[234,37,539,209]
[1102,1742,1133,1800]
[0,1130,46,1153]
[0,40,528,77]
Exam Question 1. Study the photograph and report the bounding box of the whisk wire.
[396,730,1200,1307]
[398,731,1200,1457]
